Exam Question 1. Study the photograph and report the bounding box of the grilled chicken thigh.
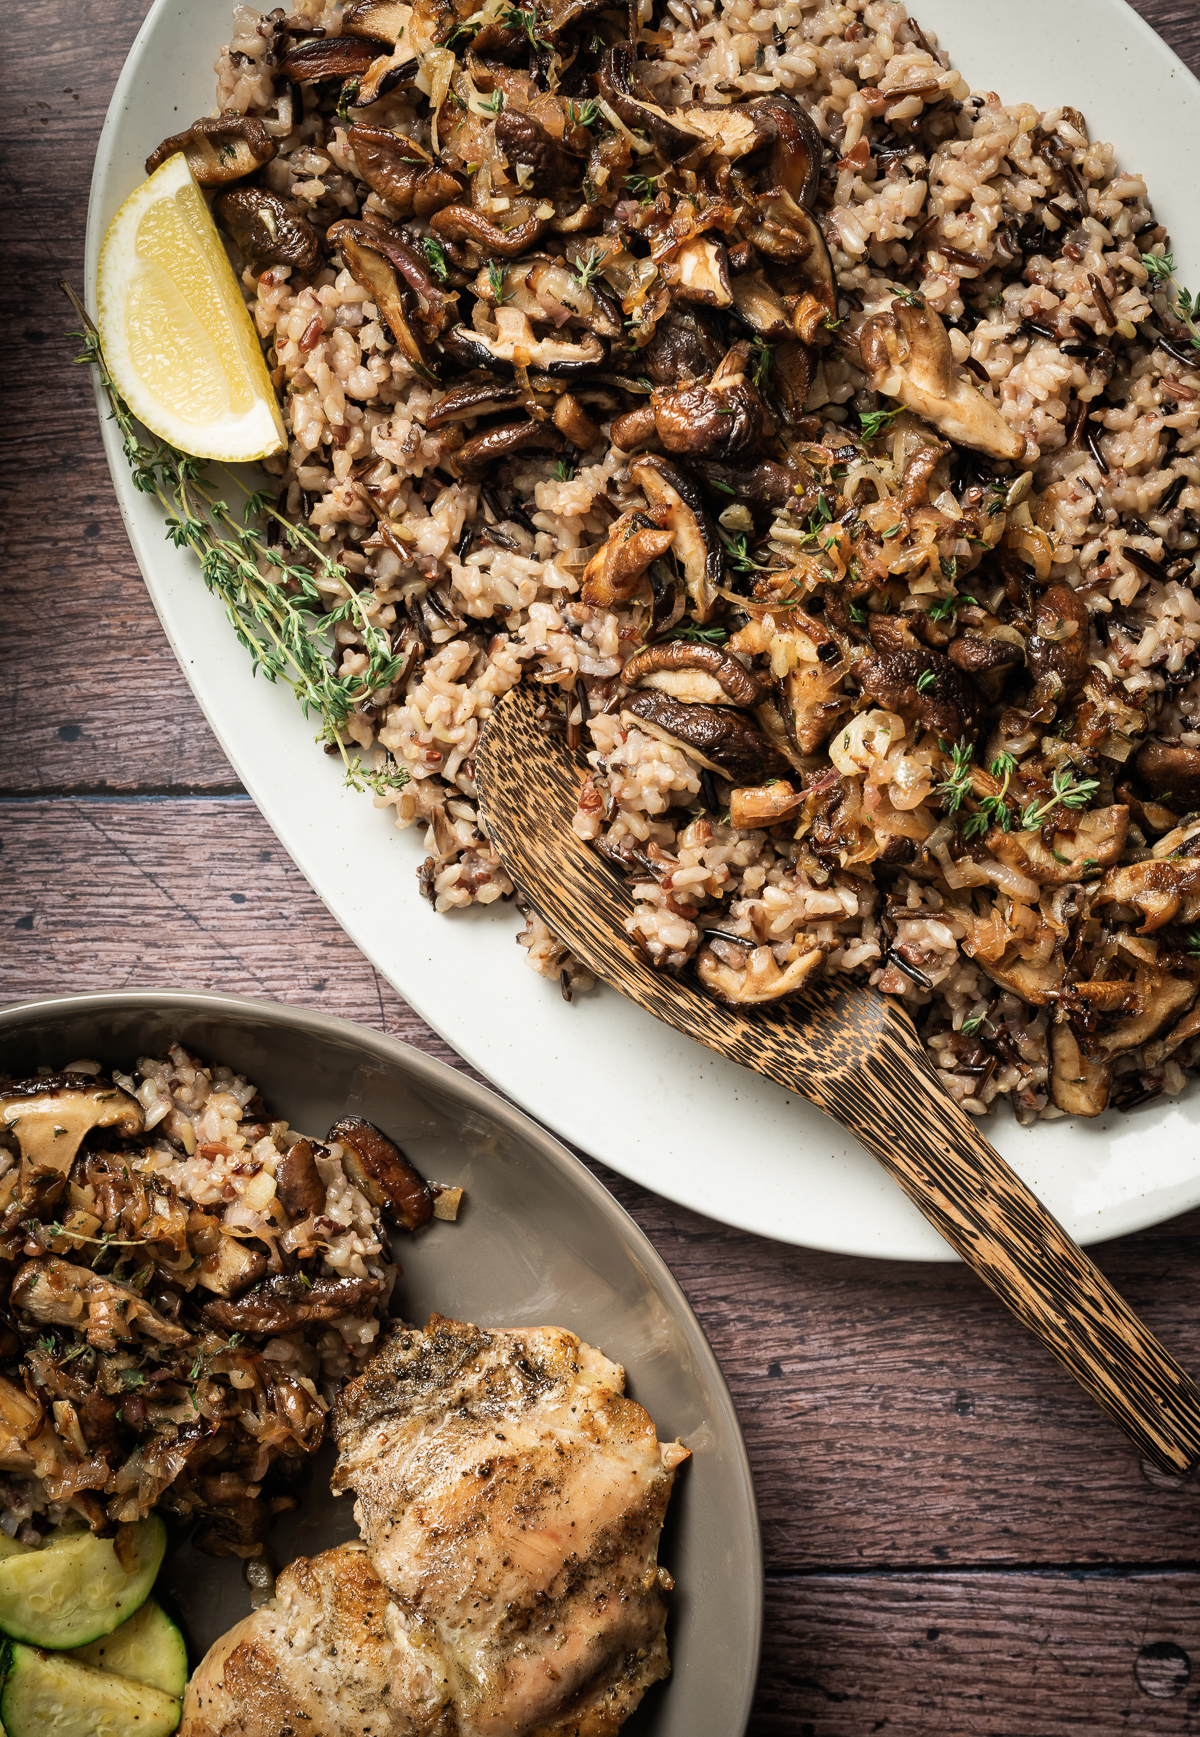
[180,1541,396,1736]
[332,1315,688,1737]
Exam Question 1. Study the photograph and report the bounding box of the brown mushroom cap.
[347,124,463,216]
[622,640,763,707]
[0,1075,144,1185]
[215,188,321,273]
[622,690,793,782]
[280,34,392,82]
[145,116,276,186]
[454,420,566,481]
[1026,582,1091,709]
[328,1115,432,1231]
[1135,739,1200,811]
[650,342,762,460]
[494,109,580,191]
[856,648,984,742]
[858,298,1029,462]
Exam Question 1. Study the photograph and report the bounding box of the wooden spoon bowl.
[477,682,1200,1474]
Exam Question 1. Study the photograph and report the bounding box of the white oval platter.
[86,0,1200,1259]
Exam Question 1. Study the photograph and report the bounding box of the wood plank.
[2,3,1197,795]
[5,793,1200,1577]
[750,1571,1200,1736]
[0,0,237,796]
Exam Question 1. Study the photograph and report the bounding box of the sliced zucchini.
[0,1517,166,1648]
[0,1644,180,1737]
[0,1537,30,1562]
[69,1600,187,1698]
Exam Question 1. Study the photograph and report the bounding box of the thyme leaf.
[63,284,411,802]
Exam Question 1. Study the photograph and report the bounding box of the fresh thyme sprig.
[1141,251,1200,353]
[936,739,974,811]
[422,236,449,282]
[487,260,512,304]
[750,335,773,392]
[858,404,903,440]
[565,97,600,130]
[1020,765,1099,830]
[63,284,410,799]
[961,751,1016,840]
[652,622,729,646]
[500,3,549,48]
[572,245,605,292]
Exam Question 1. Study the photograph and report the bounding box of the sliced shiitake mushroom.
[348,124,463,216]
[985,803,1128,887]
[596,45,706,161]
[215,188,321,272]
[1026,582,1091,711]
[0,1075,143,1188]
[443,316,606,379]
[856,647,984,742]
[454,420,567,480]
[145,115,276,186]
[581,509,675,607]
[621,640,763,706]
[1134,739,1200,811]
[729,780,804,828]
[1050,1023,1113,1118]
[859,298,1030,462]
[274,1136,327,1221]
[328,1115,433,1230]
[650,342,762,460]
[622,690,793,783]
[326,217,453,379]
[430,205,549,258]
[280,35,392,82]
[630,455,722,623]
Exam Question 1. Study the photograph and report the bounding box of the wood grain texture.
[3,2,1200,1732]
[477,683,1200,1473]
[753,1571,1200,1735]
[5,797,1200,1570]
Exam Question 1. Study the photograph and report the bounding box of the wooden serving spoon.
[477,683,1200,1475]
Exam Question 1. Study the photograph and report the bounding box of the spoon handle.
[813,1007,1200,1475]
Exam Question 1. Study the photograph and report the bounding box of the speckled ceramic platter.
[0,990,761,1734]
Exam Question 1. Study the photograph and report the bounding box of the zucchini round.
[0,1518,166,1649]
[69,1599,187,1698]
[0,1644,180,1737]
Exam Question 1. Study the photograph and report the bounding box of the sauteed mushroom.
[859,298,1030,462]
[348,125,463,216]
[621,641,764,706]
[145,115,275,185]
[215,188,320,272]
[1,1075,143,1198]
[581,509,675,607]
[696,937,826,1004]
[630,455,722,622]
[622,691,793,782]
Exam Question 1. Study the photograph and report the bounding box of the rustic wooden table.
[5,4,1200,1729]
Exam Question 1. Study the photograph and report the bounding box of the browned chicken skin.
[181,1317,688,1737]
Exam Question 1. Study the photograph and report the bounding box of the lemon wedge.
[96,152,287,462]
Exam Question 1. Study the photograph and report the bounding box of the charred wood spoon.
[477,683,1200,1474]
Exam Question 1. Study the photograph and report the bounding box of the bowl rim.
[0,987,764,1732]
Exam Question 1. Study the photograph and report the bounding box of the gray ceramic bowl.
[0,991,761,1735]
